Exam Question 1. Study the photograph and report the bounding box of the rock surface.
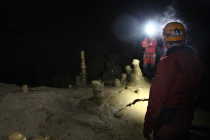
[0,82,210,139]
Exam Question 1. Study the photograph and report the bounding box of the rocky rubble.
[0,82,150,140]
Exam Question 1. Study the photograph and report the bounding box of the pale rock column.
[120,73,127,87]
[114,78,121,87]
[81,50,87,86]
[129,59,143,86]
[22,84,29,93]
[8,132,26,140]
[91,80,104,98]
[125,65,132,82]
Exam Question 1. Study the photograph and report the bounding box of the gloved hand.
[143,126,152,140]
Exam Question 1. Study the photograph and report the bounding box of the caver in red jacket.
[144,46,204,140]
[141,38,157,65]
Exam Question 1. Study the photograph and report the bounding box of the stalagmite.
[127,59,144,86]
[125,65,132,75]
[131,59,141,81]
[8,132,26,140]
[75,75,81,87]
[89,80,105,105]
[120,73,127,86]
[114,78,121,87]
[125,65,132,83]
[68,84,72,88]
[80,50,87,87]
[91,80,104,98]
[22,84,29,93]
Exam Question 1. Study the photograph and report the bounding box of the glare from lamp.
[144,21,158,37]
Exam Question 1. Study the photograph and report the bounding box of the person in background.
[141,37,158,78]
[143,22,204,140]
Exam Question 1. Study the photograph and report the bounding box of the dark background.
[0,0,210,87]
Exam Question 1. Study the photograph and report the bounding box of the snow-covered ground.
[0,82,209,140]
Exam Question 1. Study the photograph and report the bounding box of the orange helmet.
[163,22,186,42]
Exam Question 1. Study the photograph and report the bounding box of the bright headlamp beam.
[144,21,158,37]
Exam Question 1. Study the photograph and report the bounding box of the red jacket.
[144,46,204,132]
[141,38,157,53]
[141,38,157,65]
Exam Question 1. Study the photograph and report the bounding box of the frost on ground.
[0,82,210,140]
